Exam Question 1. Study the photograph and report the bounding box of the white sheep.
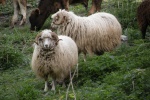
[51,9,122,61]
[31,29,78,92]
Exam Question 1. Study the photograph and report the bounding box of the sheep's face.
[51,10,70,28]
[29,1,63,31]
[35,29,59,50]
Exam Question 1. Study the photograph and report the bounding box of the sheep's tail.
[66,63,78,100]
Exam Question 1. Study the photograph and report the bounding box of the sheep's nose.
[45,44,48,48]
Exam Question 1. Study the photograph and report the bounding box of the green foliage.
[121,68,150,99]
[16,83,40,100]
[0,28,35,70]
[0,0,150,100]
[102,0,140,30]
[0,45,23,70]
[124,28,141,41]
[75,54,120,86]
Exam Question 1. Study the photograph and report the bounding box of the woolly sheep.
[31,29,78,92]
[137,0,150,39]
[51,9,122,60]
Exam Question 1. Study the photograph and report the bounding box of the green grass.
[0,0,150,100]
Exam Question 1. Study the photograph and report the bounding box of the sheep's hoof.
[10,23,15,29]
[44,88,48,92]
[44,84,49,92]
[10,25,14,29]
[51,87,55,91]
[10,21,18,28]
[19,19,26,26]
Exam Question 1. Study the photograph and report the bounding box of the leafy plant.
[0,0,150,100]
[0,45,24,70]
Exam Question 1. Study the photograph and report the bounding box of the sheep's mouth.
[42,47,55,51]
[51,23,59,29]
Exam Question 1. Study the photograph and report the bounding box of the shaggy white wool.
[31,29,78,91]
[51,10,122,58]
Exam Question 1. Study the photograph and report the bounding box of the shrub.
[121,68,150,99]
[75,54,120,86]
[0,45,24,70]
[17,84,39,100]
[102,0,140,30]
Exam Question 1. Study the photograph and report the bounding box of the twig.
[76,63,78,77]
[132,81,135,91]
[66,64,78,100]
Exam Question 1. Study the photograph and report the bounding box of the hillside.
[0,0,150,100]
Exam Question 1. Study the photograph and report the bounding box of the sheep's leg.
[63,0,69,11]
[51,80,56,91]
[44,80,48,92]
[11,0,19,28]
[95,0,102,12]
[141,23,148,39]
[1,0,5,5]
[88,0,96,15]
[44,75,49,92]
[18,0,27,25]
[62,81,66,88]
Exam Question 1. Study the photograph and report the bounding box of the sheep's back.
[50,35,78,81]
[57,35,78,68]
[59,12,122,54]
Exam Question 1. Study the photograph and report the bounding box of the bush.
[75,54,120,86]
[102,0,140,30]
[17,83,40,100]
[0,45,24,70]
[121,68,150,99]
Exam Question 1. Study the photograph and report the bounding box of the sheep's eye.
[51,36,56,40]
[39,38,43,41]
[55,16,59,21]
[51,36,55,39]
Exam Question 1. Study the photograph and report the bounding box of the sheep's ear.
[64,15,71,23]
[51,32,58,40]
[63,16,66,21]
[34,8,40,15]
[51,14,55,19]
[51,12,58,19]
[35,32,42,45]
[51,32,59,44]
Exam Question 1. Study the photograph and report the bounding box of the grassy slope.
[0,0,150,100]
